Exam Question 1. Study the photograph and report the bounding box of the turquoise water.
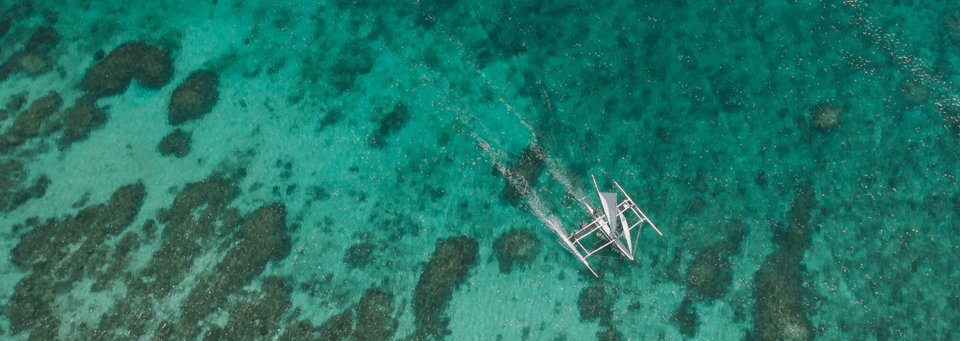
[1,0,958,340]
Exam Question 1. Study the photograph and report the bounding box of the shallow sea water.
[1,0,959,340]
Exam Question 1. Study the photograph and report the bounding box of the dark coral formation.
[144,172,243,295]
[0,26,60,82]
[0,18,9,38]
[685,246,730,300]
[318,310,354,341]
[500,144,546,205]
[157,128,192,158]
[942,8,960,44]
[174,202,291,338]
[493,228,541,273]
[671,297,699,338]
[415,0,457,27]
[0,91,62,153]
[4,164,299,340]
[5,182,146,339]
[684,220,745,301]
[0,159,49,212]
[331,40,374,92]
[92,232,140,292]
[413,236,479,338]
[0,92,28,121]
[277,287,398,341]
[810,101,842,132]
[168,69,220,125]
[598,327,625,341]
[354,288,399,341]
[900,78,930,107]
[278,319,321,341]
[752,184,816,341]
[58,95,107,150]
[344,241,376,268]
[684,221,745,302]
[95,172,246,340]
[940,102,960,136]
[81,41,173,98]
[577,284,614,324]
[218,277,292,341]
[368,103,409,148]
[577,284,628,340]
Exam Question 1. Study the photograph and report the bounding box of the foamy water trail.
[468,126,571,237]
[844,0,960,106]
[545,156,583,201]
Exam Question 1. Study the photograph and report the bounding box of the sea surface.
[1,0,958,340]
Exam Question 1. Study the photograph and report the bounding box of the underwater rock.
[0,18,9,38]
[5,182,145,338]
[577,284,614,325]
[58,95,107,150]
[0,159,49,212]
[943,9,960,44]
[413,236,479,338]
[145,172,243,295]
[278,319,320,341]
[0,26,59,81]
[177,203,290,339]
[344,241,376,268]
[752,184,816,341]
[685,246,732,300]
[220,277,292,341]
[598,327,625,341]
[500,144,546,205]
[157,128,191,158]
[368,103,409,148]
[81,41,173,98]
[136,44,174,90]
[0,91,62,152]
[671,297,699,338]
[415,0,457,27]
[318,310,354,341]
[942,103,960,136]
[810,101,842,132]
[331,40,374,92]
[753,259,814,341]
[0,92,28,121]
[354,288,399,341]
[168,69,220,125]
[220,203,291,287]
[493,228,541,273]
[900,78,930,106]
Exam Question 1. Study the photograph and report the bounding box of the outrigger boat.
[555,175,662,277]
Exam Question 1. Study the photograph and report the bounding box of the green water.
[0,0,957,340]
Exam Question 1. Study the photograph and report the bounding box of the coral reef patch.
[0,159,49,212]
[810,101,842,132]
[5,182,146,339]
[500,144,546,205]
[368,103,409,148]
[81,41,173,98]
[0,91,62,152]
[344,241,376,268]
[493,228,541,273]
[157,128,192,158]
[0,26,59,82]
[57,95,107,150]
[354,288,399,341]
[168,69,220,125]
[752,183,816,341]
[412,236,479,339]
[577,284,613,324]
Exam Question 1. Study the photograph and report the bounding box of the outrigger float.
[554,175,662,277]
